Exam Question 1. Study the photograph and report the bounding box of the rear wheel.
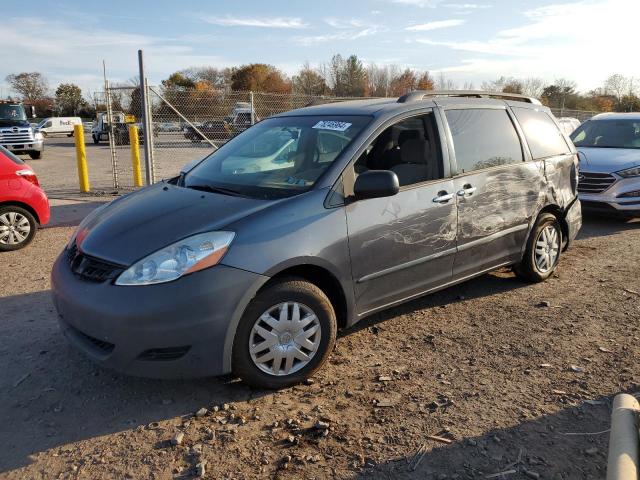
[514,213,562,283]
[232,278,337,389]
[28,151,42,160]
[0,206,37,251]
[92,134,99,144]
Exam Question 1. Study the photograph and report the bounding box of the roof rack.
[397,90,542,105]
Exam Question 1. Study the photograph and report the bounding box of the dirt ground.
[0,204,638,480]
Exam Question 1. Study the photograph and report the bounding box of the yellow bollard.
[74,124,90,193]
[128,125,143,187]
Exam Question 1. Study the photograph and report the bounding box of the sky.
[2,0,639,98]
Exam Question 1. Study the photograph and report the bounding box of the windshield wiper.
[186,183,247,197]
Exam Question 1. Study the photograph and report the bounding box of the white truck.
[36,117,82,137]
[225,102,257,132]
[91,111,127,144]
[0,101,44,159]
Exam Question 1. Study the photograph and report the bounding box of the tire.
[0,206,37,251]
[92,135,99,144]
[28,151,42,160]
[232,278,337,389]
[514,213,562,283]
[67,131,74,138]
[41,131,48,138]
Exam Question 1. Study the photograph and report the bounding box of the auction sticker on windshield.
[312,121,352,132]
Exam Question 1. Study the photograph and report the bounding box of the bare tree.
[292,62,328,95]
[436,72,456,90]
[5,72,49,102]
[604,74,630,102]
[521,78,547,98]
[366,63,398,97]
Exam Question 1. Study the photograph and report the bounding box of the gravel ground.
[0,205,638,479]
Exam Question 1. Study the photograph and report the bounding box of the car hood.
[577,147,640,173]
[77,183,278,265]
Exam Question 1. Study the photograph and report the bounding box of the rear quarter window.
[0,145,25,165]
[512,107,570,159]
[445,108,523,173]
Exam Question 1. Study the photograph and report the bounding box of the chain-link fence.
[550,107,598,122]
[92,85,602,192]
[111,87,363,189]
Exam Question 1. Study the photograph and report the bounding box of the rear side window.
[0,145,25,165]
[512,107,570,159]
[445,109,523,173]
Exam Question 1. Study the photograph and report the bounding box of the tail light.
[16,169,40,187]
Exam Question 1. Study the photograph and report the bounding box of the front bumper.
[51,252,269,379]
[579,176,640,218]
[2,139,44,154]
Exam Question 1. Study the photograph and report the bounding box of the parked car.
[155,122,182,133]
[0,145,50,250]
[570,112,640,218]
[52,90,581,388]
[556,117,581,135]
[36,117,82,137]
[183,120,232,142]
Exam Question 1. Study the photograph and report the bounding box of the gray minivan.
[52,91,582,388]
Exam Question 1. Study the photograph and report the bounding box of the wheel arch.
[263,263,350,330]
[535,203,569,250]
[0,200,41,224]
[221,259,354,375]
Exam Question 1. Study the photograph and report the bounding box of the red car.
[0,145,49,251]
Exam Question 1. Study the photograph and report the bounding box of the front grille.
[138,346,191,361]
[66,244,124,283]
[578,172,617,194]
[70,325,115,354]
[0,128,34,144]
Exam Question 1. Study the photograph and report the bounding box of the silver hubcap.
[249,302,321,377]
[0,212,31,245]
[534,225,559,273]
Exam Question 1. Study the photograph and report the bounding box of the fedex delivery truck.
[36,117,82,137]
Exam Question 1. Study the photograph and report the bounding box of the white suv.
[571,112,640,219]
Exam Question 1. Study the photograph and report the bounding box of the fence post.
[128,125,143,187]
[104,81,119,189]
[73,124,90,193]
[250,91,255,125]
[138,49,154,185]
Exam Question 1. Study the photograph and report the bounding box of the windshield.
[0,103,27,121]
[184,115,371,198]
[571,119,640,149]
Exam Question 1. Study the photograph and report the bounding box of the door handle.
[457,185,476,197]
[432,192,454,203]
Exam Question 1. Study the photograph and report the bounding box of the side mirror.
[30,105,36,118]
[353,170,399,200]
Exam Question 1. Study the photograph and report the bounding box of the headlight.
[616,166,640,178]
[34,132,44,140]
[115,231,235,286]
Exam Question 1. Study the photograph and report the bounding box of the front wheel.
[28,151,42,160]
[92,134,99,144]
[232,279,337,389]
[514,213,562,283]
[0,206,37,251]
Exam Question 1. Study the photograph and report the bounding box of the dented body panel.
[52,94,581,379]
